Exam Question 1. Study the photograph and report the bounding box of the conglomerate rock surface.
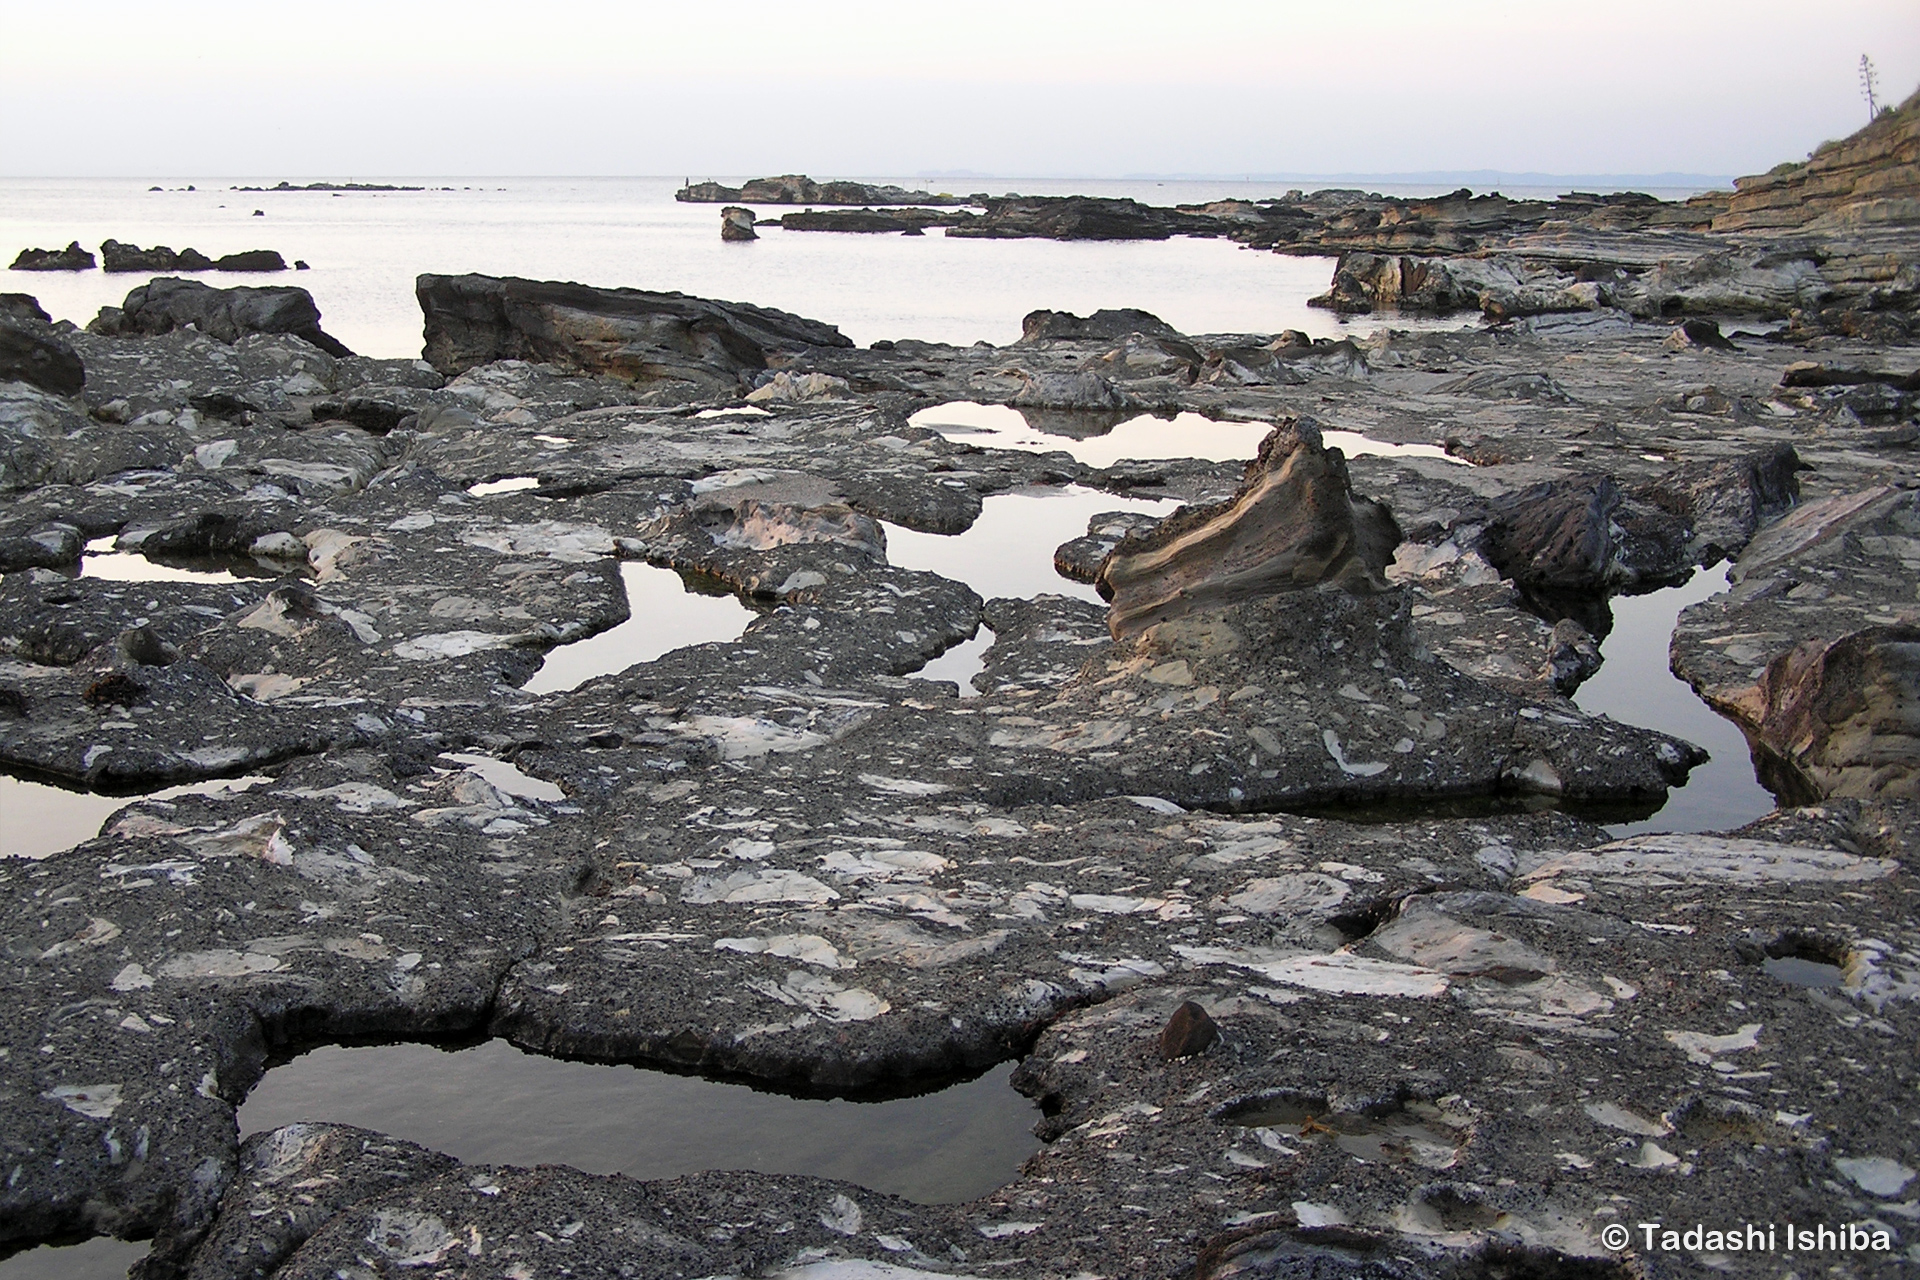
[0,206,1916,1280]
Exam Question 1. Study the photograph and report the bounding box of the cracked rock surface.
[0,198,1917,1280]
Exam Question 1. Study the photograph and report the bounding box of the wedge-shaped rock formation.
[1715,85,1920,232]
[87,277,351,357]
[1096,418,1401,638]
[415,273,852,393]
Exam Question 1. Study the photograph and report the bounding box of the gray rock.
[87,278,352,359]
[0,316,85,395]
[9,241,95,271]
[1097,419,1401,638]
[720,206,758,241]
[415,273,852,393]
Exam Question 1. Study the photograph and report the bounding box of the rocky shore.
[1,98,1917,1280]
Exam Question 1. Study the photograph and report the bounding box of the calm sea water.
[0,175,1581,357]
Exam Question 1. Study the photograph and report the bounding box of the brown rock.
[720,207,757,242]
[1095,418,1401,639]
[1158,1000,1220,1059]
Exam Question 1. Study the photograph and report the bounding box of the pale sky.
[2,0,1915,178]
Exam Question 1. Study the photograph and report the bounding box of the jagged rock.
[1082,332,1202,382]
[1017,307,1180,343]
[1011,369,1132,410]
[1663,318,1738,351]
[1157,1000,1220,1059]
[0,317,85,395]
[744,371,851,403]
[1053,510,1165,582]
[415,273,850,392]
[87,278,352,358]
[1479,476,1691,595]
[1096,419,1401,638]
[9,241,94,271]
[100,240,216,273]
[1639,444,1803,563]
[719,206,757,241]
[0,293,51,324]
[1545,617,1603,694]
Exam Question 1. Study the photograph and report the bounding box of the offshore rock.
[9,241,95,271]
[1097,419,1401,638]
[0,316,85,395]
[415,273,851,393]
[677,174,970,206]
[100,240,216,273]
[1018,307,1181,343]
[719,206,757,241]
[87,278,352,358]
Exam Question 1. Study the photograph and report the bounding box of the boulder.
[414,273,851,392]
[1638,444,1803,563]
[8,241,94,271]
[720,207,757,241]
[1096,418,1402,638]
[1479,476,1691,595]
[1018,307,1181,343]
[0,318,86,395]
[213,249,289,272]
[1663,318,1738,351]
[0,293,51,324]
[87,277,352,357]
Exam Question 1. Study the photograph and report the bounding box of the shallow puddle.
[908,626,994,697]
[1572,565,1776,836]
[884,485,1181,604]
[1763,955,1847,988]
[0,773,269,861]
[523,562,758,694]
[438,754,567,802]
[0,1237,147,1280]
[466,475,540,496]
[238,1039,1040,1205]
[908,402,1465,470]
[1219,1094,1462,1169]
[79,552,249,585]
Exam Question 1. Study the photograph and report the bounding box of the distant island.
[230,181,427,192]
[677,174,974,206]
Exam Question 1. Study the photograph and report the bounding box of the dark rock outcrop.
[1479,476,1691,596]
[1639,444,1803,563]
[1096,419,1401,638]
[677,175,970,206]
[100,240,216,273]
[0,316,85,395]
[415,273,850,391]
[87,278,352,357]
[0,293,51,324]
[212,249,289,272]
[9,242,95,271]
[1018,307,1180,343]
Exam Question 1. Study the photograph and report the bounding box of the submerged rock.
[1097,419,1401,638]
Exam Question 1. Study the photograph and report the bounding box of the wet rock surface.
[1,153,1918,1280]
